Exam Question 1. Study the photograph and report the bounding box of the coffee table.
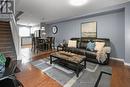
[50,51,86,77]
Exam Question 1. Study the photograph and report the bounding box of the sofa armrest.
[104,47,111,53]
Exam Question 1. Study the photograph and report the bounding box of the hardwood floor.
[16,47,130,87]
[109,60,130,87]
[16,63,61,87]
[16,48,61,87]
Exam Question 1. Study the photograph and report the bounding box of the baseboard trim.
[110,57,130,66]
[124,62,130,66]
[110,57,124,61]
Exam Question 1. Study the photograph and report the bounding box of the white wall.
[125,2,130,63]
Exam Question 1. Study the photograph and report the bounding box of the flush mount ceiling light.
[69,0,88,6]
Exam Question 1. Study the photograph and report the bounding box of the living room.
[0,0,130,87]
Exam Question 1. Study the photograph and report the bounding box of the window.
[19,27,30,37]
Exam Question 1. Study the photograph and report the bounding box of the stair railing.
[9,14,21,60]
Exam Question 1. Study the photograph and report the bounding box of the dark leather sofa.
[63,37,111,65]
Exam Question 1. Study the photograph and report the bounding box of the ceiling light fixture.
[69,0,88,6]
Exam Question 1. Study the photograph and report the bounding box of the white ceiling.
[16,0,130,26]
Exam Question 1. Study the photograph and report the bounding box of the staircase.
[0,21,16,60]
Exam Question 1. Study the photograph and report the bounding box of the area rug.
[31,57,112,87]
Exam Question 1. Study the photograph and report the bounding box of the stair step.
[0,41,12,44]
[0,45,12,47]
[0,46,12,49]
[0,44,12,47]
[0,21,10,25]
[5,54,16,59]
[0,30,11,32]
[1,51,15,56]
[0,34,12,38]
[0,21,9,24]
[3,53,14,56]
[0,47,12,52]
[0,29,11,31]
[0,42,12,45]
[0,38,11,41]
[1,50,14,53]
[0,28,10,30]
[0,31,11,34]
[0,43,13,47]
[0,38,12,41]
[0,25,10,28]
[0,38,12,40]
[0,33,11,36]
[0,33,11,35]
[0,24,9,26]
[5,56,16,60]
[0,39,12,42]
[0,37,12,40]
[0,23,10,26]
[4,53,16,58]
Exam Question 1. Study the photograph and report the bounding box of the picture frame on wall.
[81,21,97,38]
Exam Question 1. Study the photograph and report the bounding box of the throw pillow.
[0,53,6,65]
[86,41,95,51]
[95,42,105,51]
[68,40,77,48]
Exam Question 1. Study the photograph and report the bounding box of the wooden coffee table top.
[50,51,86,63]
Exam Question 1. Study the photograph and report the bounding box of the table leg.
[76,64,79,77]
[84,60,86,69]
[50,56,52,64]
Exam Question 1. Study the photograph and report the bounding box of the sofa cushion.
[85,51,97,59]
[0,53,6,65]
[76,49,86,55]
[68,40,77,48]
[80,42,87,49]
[86,41,95,51]
[94,42,105,51]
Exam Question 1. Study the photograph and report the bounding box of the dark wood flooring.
[16,48,130,87]
[109,59,130,87]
